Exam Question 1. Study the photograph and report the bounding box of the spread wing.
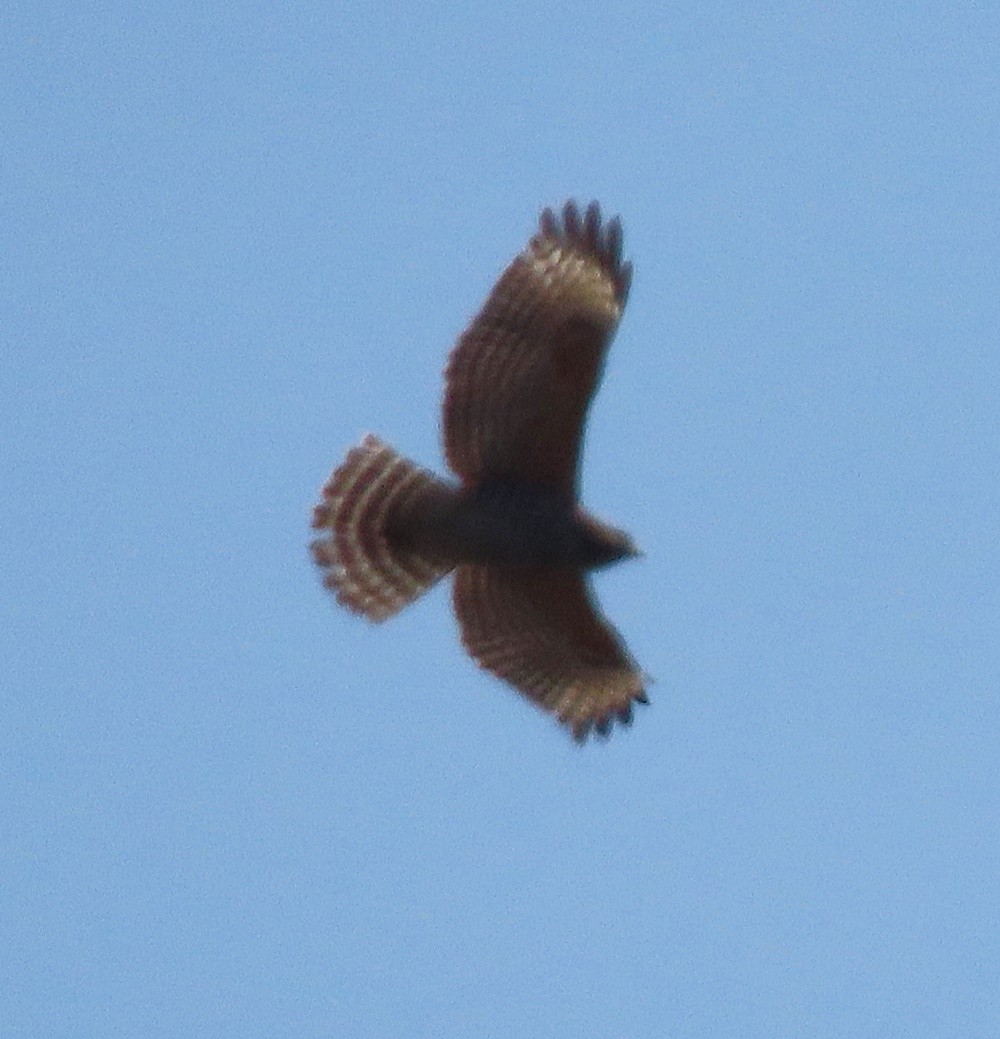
[452,564,647,741]
[443,201,632,498]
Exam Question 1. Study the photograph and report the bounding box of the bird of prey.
[311,201,647,741]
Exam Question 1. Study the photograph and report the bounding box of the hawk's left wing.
[452,564,647,741]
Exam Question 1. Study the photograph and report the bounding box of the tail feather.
[311,435,454,621]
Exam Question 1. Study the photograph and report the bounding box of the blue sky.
[5,2,1000,1036]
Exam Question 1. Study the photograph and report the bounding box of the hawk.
[311,201,647,741]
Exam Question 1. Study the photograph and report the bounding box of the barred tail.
[310,435,456,622]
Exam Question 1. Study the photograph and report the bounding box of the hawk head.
[576,512,642,569]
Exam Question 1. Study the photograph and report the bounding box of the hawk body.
[312,202,646,741]
[409,478,637,570]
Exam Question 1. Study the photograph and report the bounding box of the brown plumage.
[311,201,647,741]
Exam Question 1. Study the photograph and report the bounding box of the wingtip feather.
[535,199,631,305]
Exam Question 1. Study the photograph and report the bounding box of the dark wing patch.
[443,201,632,497]
[452,564,647,741]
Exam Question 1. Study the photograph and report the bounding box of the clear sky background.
[5,3,1000,1036]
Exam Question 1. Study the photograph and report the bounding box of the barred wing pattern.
[453,564,647,741]
[443,201,632,496]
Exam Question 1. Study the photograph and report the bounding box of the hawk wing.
[443,201,632,498]
[452,564,647,741]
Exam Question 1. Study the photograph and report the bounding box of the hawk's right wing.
[443,201,632,498]
[452,564,647,741]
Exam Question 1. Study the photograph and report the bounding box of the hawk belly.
[429,480,635,570]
